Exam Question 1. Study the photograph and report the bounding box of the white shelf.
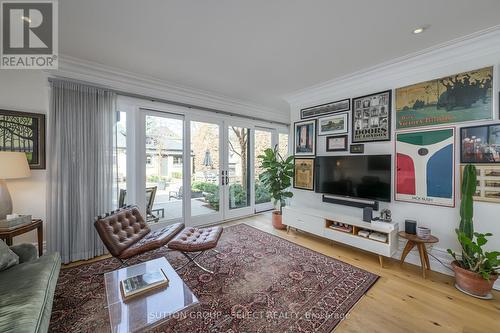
[283,205,399,258]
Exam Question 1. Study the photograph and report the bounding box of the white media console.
[283,205,399,267]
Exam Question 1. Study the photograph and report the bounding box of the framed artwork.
[350,144,364,154]
[294,158,315,191]
[318,112,348,136]
[300,98,350,119]
[294,119,316,156]
[326,135,348,152]
[460,123,500,163]
[396,66,493,129]
[352,90,391,143]
[0,109,46,169]
[395,127,455,207]
[461,164,500,203]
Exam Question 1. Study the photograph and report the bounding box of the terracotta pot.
[272,211,286,230]
[451,261,498,297]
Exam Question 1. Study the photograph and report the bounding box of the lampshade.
[0,152,31,179]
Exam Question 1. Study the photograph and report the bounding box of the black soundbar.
[322,195,379,211]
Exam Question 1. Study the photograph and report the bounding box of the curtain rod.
[48,77,289,127]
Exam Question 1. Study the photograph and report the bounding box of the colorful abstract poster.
[395,128,455,207]
[395,66,493,129]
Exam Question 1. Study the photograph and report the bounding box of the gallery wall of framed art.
[395,66,493,130]
[294,119,316,156]
[352,90,391,143]
[293,158,315,191]
[395,127,456,207]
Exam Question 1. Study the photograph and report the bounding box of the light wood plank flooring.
[66,213,500,333]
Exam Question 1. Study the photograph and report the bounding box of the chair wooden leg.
[400,240,415,266]
[417,244,427,279]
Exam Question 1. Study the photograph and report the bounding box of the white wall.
[0,70,49,244]
[286,29,500,285]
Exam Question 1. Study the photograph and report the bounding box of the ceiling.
[59,0,500,113]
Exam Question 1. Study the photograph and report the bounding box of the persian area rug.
[49,223,378,333]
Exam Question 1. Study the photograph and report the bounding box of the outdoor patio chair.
[118,186,161,223]
[169,186,183,201]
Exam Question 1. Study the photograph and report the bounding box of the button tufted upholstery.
[168,226,223,252]
[94,206,184,259]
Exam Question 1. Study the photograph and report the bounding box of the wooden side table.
[398,231,439,279]
[0,219,43,257]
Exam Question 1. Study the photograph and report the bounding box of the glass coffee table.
[104,257,199,333]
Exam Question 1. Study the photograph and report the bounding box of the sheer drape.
[47,80,116,263]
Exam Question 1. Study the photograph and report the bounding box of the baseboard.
[393,240,500,291]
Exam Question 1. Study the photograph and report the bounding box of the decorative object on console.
[379,209,392,222]
[349,144,364,154]
[293,158,315,191]
[368,232,388,243]
[416,226,431,240]
[0,152,31,220]
[0,110,46,169]
[300,98,350,119]
[326,135,348,152]
[352,90,391,143]
[460,123,500,163]
[461,164,500,203]
[294,119,316,156]
[395,127,455,207]
[447,164,499,299]
[395,66,493,129]
[258,145,294,229]
[363,207,373,222]
[318,112,348,136]
[405,220,417,235]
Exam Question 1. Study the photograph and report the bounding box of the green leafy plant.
[447,164,500,280]
[258,145,294,214]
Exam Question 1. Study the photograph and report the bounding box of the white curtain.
[47,80,116,263]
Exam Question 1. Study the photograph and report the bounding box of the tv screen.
[315,155,392,202]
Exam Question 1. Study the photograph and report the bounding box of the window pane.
[114,111,127,208]
[255,129,272,204]
[228,126,250,209]
[145,115,184,222]
[279,132,289,158]
[191,121,220,216]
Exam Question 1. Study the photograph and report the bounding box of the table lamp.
[0,152,31,220]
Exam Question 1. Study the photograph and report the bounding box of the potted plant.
[447,164,500,298]
[258,145,294,229]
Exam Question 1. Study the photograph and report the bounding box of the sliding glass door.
[224,124,253,219]
[189,119,223,225]
[143,111,185,225]
[116,97,288,227]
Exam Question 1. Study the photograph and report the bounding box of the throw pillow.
[0,239,19,271]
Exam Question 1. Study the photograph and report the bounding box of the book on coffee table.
[120,268,169,300]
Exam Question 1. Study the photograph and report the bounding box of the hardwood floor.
[65,213,500,332]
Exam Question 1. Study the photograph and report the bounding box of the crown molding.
[284,25,500,108]
[45,55,287,123]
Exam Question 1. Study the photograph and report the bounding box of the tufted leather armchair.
[94,206,184,261]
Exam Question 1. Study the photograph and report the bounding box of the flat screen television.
[315,155,392,202]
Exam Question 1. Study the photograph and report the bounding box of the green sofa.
[0,244,61,333]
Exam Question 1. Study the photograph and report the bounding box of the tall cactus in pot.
[459,164,477,233]
[459,164,476,259]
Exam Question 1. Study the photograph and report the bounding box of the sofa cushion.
[0,253,61,333]
[0,239,18,272]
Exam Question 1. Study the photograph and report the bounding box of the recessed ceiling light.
[412,26,429,34]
